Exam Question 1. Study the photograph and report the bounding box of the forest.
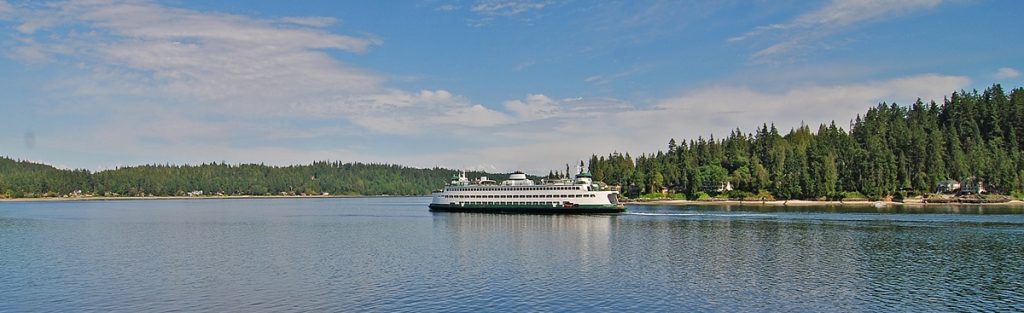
[2,84,1022,200]
[589,84,1024,200]
[0,159,509,198]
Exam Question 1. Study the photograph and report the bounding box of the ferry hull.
[428,203,625,214]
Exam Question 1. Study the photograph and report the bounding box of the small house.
[935,180,960,194]
[702,181,733,193]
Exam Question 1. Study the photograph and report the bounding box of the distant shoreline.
[4,195,1023,208]
[627,199,1024,207]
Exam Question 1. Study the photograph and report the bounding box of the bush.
[1011,191,1024,201]
[747,190,775,201]
[637,192,665,200]
[842,191,869,201]
[692,191,712,201]
[726,190,753,200]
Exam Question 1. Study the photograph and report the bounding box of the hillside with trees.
[1,159,508,198]
[589,84,1024,200]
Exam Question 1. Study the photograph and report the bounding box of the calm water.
[2,198,1023,312]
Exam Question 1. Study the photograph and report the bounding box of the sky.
[0,0,1022,174]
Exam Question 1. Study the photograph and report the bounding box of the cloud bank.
[0,1,977,174]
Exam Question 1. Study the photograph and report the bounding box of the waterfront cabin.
[935,180,960,194]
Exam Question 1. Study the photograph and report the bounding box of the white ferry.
[429,168,624,214]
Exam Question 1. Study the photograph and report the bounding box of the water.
[2,198,1023,312]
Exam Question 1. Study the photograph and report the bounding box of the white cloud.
[6,1,513,129]
[732,0,943,61]
[471,0,549,16]
[584,66,644,86]
[995,67,1020,79]
[279,16,337,28]
[435,4,459,12]
[420,73,972,173]
[0,0,11,14]
[654,74,969,135]
[504,94,558,120]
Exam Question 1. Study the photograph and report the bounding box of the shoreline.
[4,195,1021,208]
[0,194,417,202]
[626,199,1024,207]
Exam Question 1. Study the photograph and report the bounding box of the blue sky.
[0,0,1022,174]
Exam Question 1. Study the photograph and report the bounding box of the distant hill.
[0,158,518,198]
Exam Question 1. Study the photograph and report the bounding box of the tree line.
[0,159,510,198]
[589,84,1024,200]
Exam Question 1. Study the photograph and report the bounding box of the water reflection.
[432,213,614,271]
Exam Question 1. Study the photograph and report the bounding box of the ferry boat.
[429,167,624,214]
